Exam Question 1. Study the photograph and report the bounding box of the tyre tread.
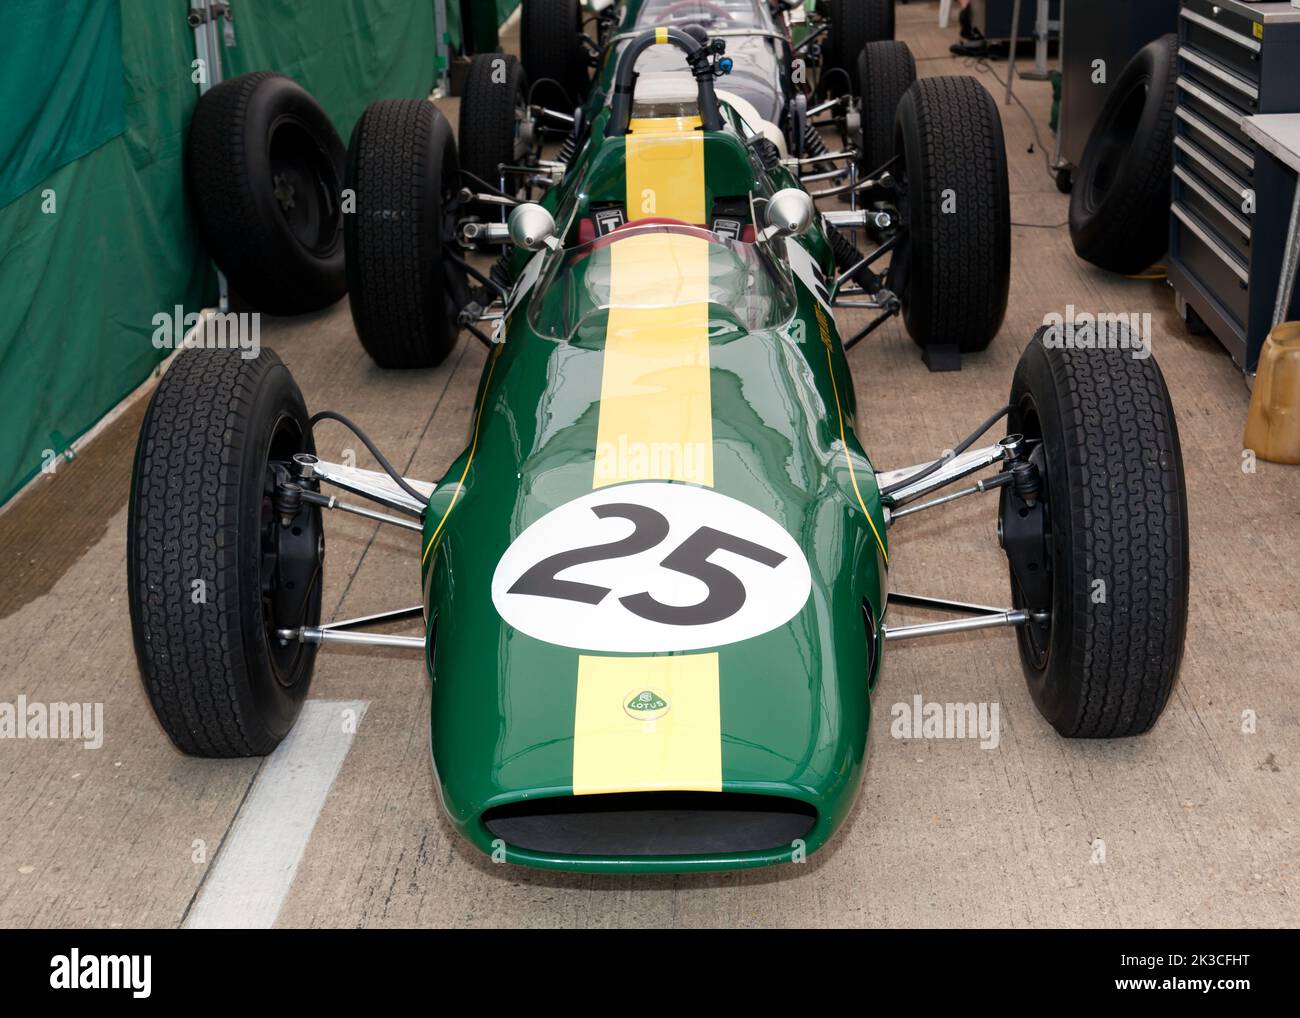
[1018,335,1189,738]
[1068,35,1179,274]
[345,100,457,368]
[186,72,345,313]
[899,75,1011,353]
[128,350,292,757]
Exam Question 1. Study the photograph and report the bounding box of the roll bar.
[605,26,725,137]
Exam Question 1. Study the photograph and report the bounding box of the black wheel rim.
[1084,77,1148,214]
[268,115,340,256]
[887,136,913,308]
[1007,395,1053,671]
[259,413,323,686]
[440,143,470,318]
[512,84,530,168]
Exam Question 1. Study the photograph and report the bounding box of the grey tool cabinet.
[1169,0,1300,374]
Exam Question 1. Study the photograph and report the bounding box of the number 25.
[507,503,787,626]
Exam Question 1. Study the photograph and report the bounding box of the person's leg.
[958,0,979,41]
[952,0,990,55]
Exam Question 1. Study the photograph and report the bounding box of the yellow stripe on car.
[572,653,722,794]
[593,229,714,488]
[625,116,705,223]
[574,118,721,795]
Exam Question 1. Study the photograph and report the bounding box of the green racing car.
[128,1,1190,873]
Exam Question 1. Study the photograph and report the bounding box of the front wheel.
[1004,332,1189,738]
[891,75,1011,362]
[856,40,915,175]
[459,53,530,229]
[128,349,324,757]
[344,100,467,368]
[520,0,590,108]
[822,0,894,95]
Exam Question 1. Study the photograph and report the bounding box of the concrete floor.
[1,3,1297,928]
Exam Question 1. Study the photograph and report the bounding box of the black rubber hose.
[879,405,1011,499]
[527,77,575,112]
[607,26,723,136]
[308,410,430,506]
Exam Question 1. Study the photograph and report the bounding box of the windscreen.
[527,224,796,342]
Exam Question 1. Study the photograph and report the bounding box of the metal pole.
[1272,183,1300,327]
[277,627,426,650]
[876,439,1015,507]
[1007,0,1022,105]
[887,592,1009,615]
[1020,0,1053,81]
[883,609,1037,642]
[433,0,450,98]
[191,0,230,311]
[1052,0,1067,170]
[318,606,425,631]
[886,473,1008,521]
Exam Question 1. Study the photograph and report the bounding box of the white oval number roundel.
[491,482,812,653]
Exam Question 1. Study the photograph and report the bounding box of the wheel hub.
[999,443,1053,668]
[273,173,297,212]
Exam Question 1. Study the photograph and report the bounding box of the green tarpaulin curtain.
[222,0,438,135]
[0,0,438,505]
[0,0,127,209]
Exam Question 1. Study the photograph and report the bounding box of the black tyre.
[344,100,467,369]
[128,349,323,757]
[520,0,589,109]
[822,0,894,95]
[1005,332,1189,738]
[186,72,346,314]
[892,76,1011,355]
[1069,35,1178,274]
[459,53,529,219]
[856,40,915,175]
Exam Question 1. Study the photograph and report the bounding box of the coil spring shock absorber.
[489,252,512,294]
[802,122,831,160]
[556,125,580,167]
[825,222,860,273]
[825,222,882,293]
[801,115,843,180]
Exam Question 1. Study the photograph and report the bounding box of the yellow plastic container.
[1245,322,1300,464]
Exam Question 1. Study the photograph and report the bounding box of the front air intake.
[483,792,817,857]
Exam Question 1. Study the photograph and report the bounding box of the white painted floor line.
[183,699,369,929]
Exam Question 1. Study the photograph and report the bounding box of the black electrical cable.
[308,411,429,506]
[817,65,853,99]
[967,57,1057,184]
[527,77,576,112]
[456,169,516,202]
[879,404,1012,499]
